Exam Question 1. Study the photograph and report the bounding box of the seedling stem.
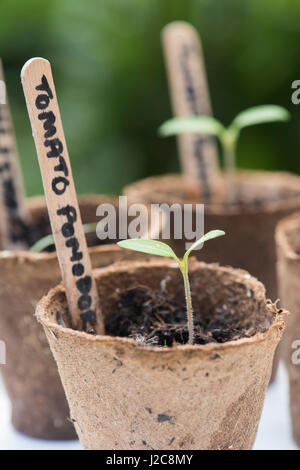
[118,230,225,345]
[159,105,290,203]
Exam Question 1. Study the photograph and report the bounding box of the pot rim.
[276,211,300,262]
[36,259,286,357]
[0,193,121,262]
[124,171,300,216]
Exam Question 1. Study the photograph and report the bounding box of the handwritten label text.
[34,75,97,331]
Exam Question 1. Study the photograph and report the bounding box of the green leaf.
[230,105,290,131]
[184,230,225,260]
[117,239,180,263]
[29,233,56,253]
[30,222,98,253]
[158,116,225,137]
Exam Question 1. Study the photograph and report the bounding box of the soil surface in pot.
[106,285,271,346]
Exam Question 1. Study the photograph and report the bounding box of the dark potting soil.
[106,286,257,347]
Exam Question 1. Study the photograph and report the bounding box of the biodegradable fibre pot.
[0,195,151,440]
[36,259,285,450]
[276,212,300,446]
[124,171,300,302]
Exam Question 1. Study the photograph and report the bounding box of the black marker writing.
[180,45,200,115]
[35,76,69,196]
[57,204,97,330]
[179,44,212,200]
[0,103,29,244]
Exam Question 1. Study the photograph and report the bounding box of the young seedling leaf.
[159,104,290,205]
[30,233,55,253]
[118,230,225,345]
[184,230,225,260]
[30,222,98,253]
[117,239,179,262]
[230,105,290,131]
[158,116,225,137]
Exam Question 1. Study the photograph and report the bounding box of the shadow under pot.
[0,194,149,440]
[276,212,300,447]
[36,259,285,450]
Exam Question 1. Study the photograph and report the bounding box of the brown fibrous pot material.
[124,170,300,383]
[124,171,300,302]
[0,195,150,440]
[276,212,300,446]
[37,259,286,450]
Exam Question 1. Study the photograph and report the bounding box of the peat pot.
[0,195,148,440]
[276,212,300,446]
[124,171,300,382]
[36,259,285,450]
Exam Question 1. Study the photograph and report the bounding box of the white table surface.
[0,362,298,450]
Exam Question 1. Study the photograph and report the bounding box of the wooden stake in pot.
[37,259,286,450]
[162,22,220,201]
[0,59,30,250]
[21,57,104,334]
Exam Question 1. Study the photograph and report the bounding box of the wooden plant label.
[162,22,220,201]
[0,59,30,250]
[21,58,104,334]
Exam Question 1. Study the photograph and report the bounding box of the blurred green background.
[1,0,300,196]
